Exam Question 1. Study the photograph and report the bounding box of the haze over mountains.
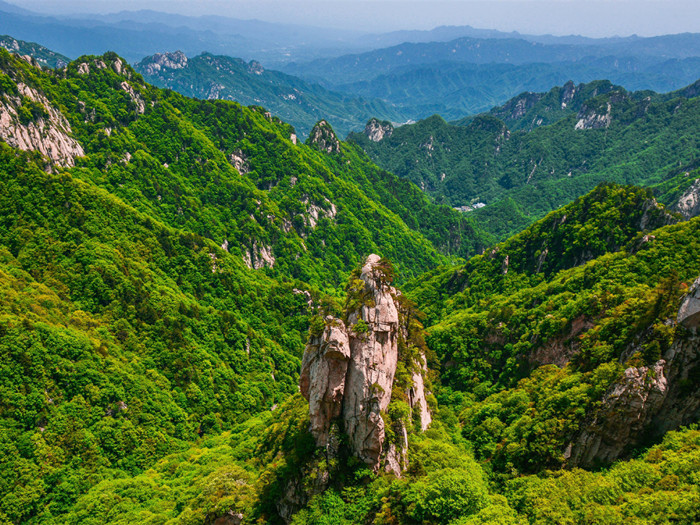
[4,0,700,133]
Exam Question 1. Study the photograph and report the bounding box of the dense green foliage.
[406,184,700,476]
[136,52,409,139]
[0,48,488,522]
[1,48,489,287]
[349,81,700,240]
[2,44,700,525]
[38,395,700,525]
[0,141,315,522]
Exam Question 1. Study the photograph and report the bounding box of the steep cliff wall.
[567,276,700,467]
[0,81,84,166]
[300,254,432,475]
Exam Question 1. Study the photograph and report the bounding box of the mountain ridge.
[135,51,409,138]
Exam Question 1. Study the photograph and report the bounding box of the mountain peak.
[138,50,188,75]
[307,120,341,154]
[364,117,394,142]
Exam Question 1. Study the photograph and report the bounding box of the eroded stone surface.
[364,118,394,142]
[567,361,668,467]
[675,179,700,220]
[0,82,84,166]
[299,254,432,474]
[300,320,351,446]
[567,277,700,467]
[678,277,700,329]
[307,120,340,154]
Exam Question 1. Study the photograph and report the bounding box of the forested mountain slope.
[453,79,624,131]
[407,184,700,473]
[0,48,486,285]
[0,47,486,522]
[349,80,700,239]
[2,43,700,525]
[0,35,69,68]
[135,51,409,139]
[25,182,699,525]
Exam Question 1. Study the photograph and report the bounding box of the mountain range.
[134,51,409,138]
[1,14,700,525]
[5,1,700,130]
[348,78,700,239]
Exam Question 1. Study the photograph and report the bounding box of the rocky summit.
[306,119,341,154]
[300,254,431,475]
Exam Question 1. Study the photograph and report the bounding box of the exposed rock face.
[300,197,337,230]
[575,101,612,130]
[574,90,628,130]
[364,118,394,142]
[560,80,576,108]
[242,241,275,269]
[247,60,264,75]
[229,149,249,174]
[0,82,84,166]
[638,197,677,231]
[299,255,431,474]
[306,120,340,154]
[120,81,146,114]
[675,179,700,220]
[492,92,542,121]
[139,51,188,75]
[408,354,432,432]
[567,361,668,467]
[343,255,401,466]
[300,320,351,446]
[567,277,700,467]
[678,276,700,329]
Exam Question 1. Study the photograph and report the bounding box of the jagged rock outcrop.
[560,80,576,108]
[306,120,340,154]
[139,51,188,75]
[575,101,612,130]
[637,197,678,231]
[120,81,146,114]
[299,255,432,474]
[492,92,543,121]
[364,118,394,142]
[300,320,351,446]
[566,360,668,467]
[678,276,700,329]
[0,82,84,166]
[567,277,700,467]
[300,196,337,230]
[574,90,629,130]
[674,179,700,220]
[242,241,275,270]
[343,255,401,467]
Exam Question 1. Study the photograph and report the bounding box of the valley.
[1,5,700,524]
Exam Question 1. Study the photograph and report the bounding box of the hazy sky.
[8,0,700,36]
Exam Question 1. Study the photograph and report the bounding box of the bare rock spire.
[299,254,432,474]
